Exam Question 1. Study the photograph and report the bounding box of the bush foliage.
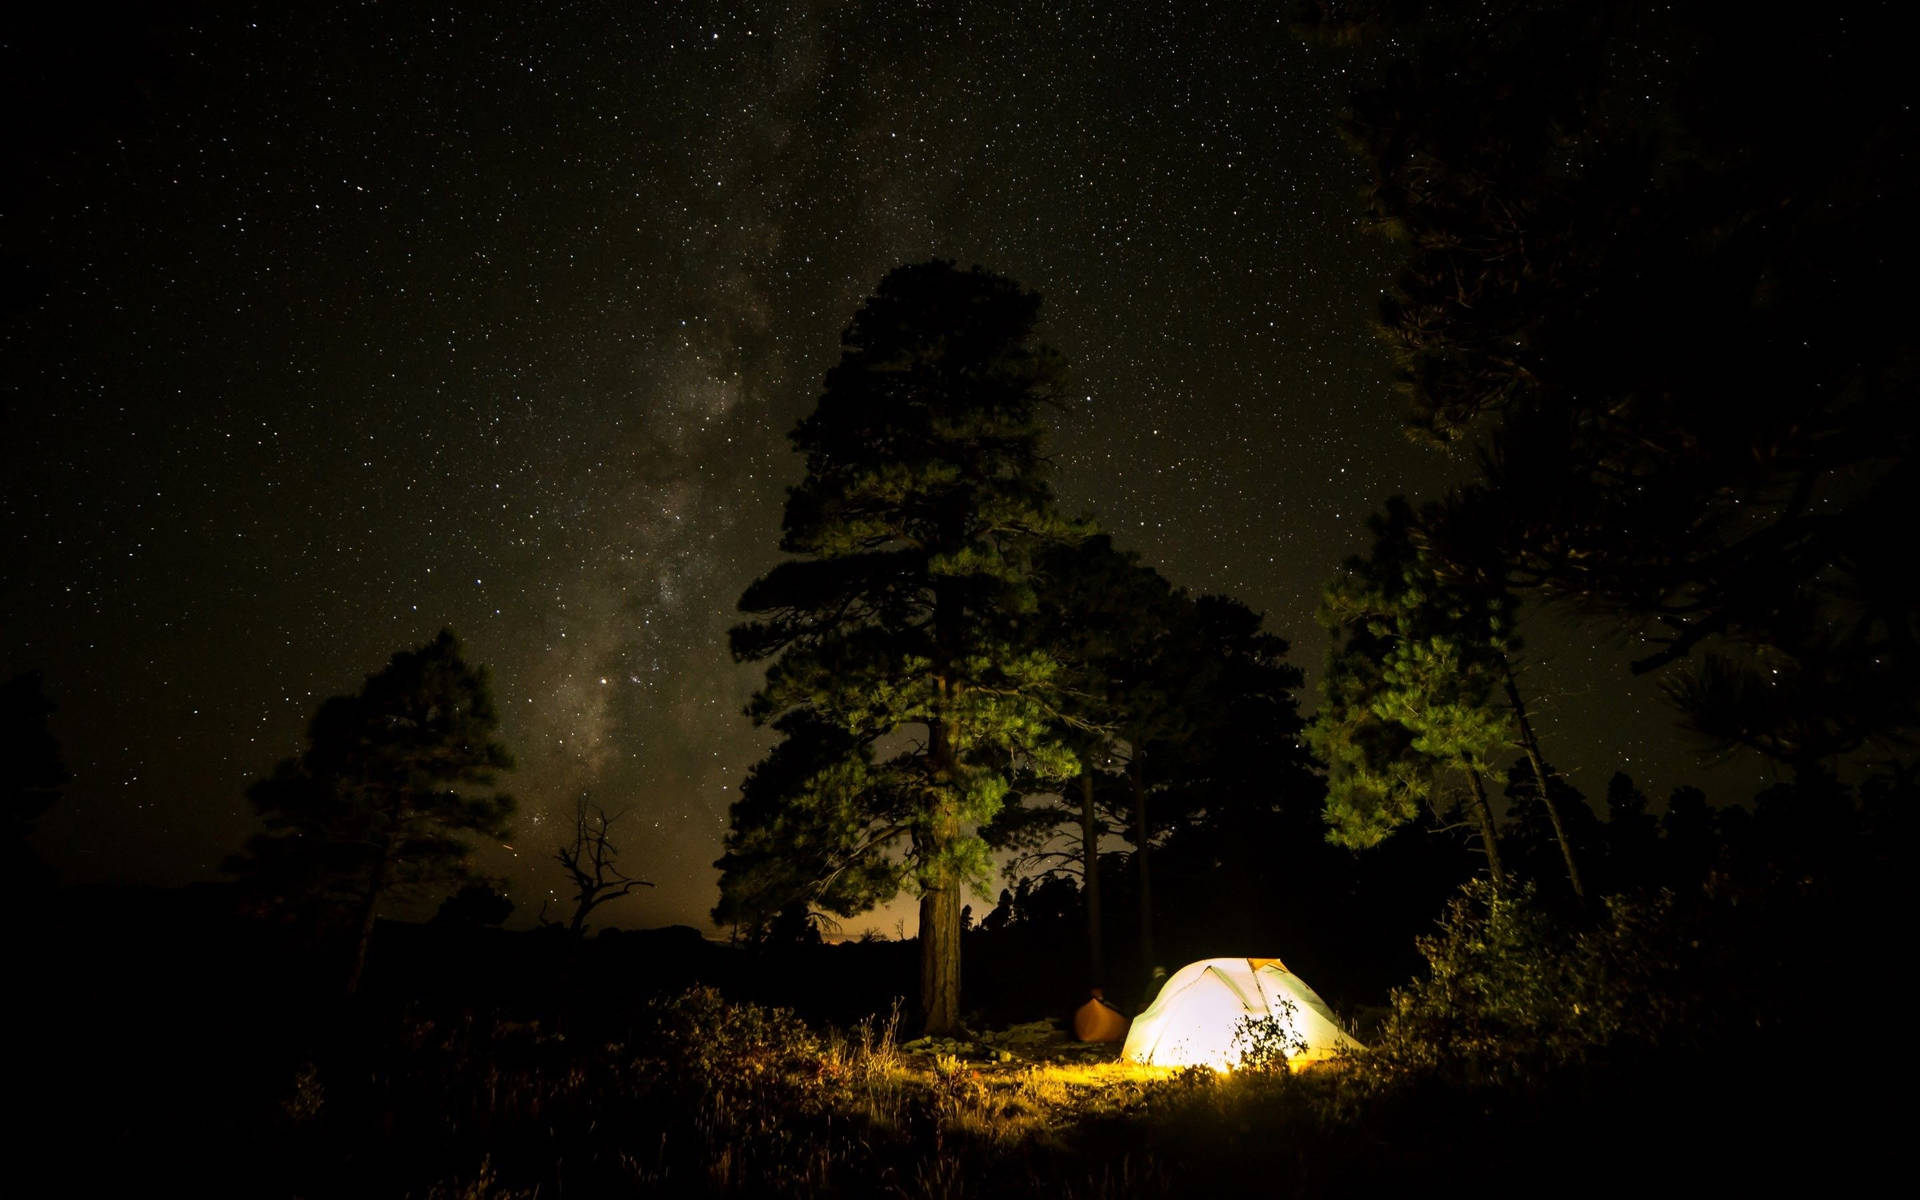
[1359,882,1685,1089]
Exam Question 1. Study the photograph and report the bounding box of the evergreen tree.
[1129,591,1309,968]
[991,537,1314,988]
[983,536,1128,988]
[1309,501,1507,889]
[713,709,900,933]
[1105,584,1200,977]
[985,534,1179,985]
[1310,1,1920,774]
[1309,498,1589,896]
[720,262,1078,1033]
[1150,595,1330,979]
[755,900,832,948]
[1308,615,1439,854]
[228,630,514,995]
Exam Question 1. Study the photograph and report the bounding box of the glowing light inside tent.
[1121,957,1362,1071]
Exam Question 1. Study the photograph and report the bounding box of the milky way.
[2,3,1762,932]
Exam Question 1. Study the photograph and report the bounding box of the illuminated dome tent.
[1121,957,1362,1069]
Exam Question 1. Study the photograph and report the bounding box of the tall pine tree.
[721,262,1078,1033]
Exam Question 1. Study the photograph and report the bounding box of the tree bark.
[917,871,963,1035]
[346,841,392,998]
[1500,656,1585,899]
[1465,767,1506,896]
[918,714,964,1035]
[1128,754,1154,976]
[1079,763,1105,987]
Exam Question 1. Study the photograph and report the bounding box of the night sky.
[3,3,1763,934]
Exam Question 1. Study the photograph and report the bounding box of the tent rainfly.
[1121,957,1362,1070]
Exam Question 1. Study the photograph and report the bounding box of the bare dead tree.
[554,794,653,936]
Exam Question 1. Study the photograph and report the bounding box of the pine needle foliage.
[720,262,1081,1030]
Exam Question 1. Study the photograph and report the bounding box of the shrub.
[1357,881,1683,1090]
[1231,1003,1307,1075]
[643,984,826,1091]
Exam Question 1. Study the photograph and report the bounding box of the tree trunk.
[346,843,392,998]
[918,715,964,1035]
[1079,763,1105,987]
[917,872,963,1035]
[1465,767,1506,896]
[1128,755,1154,976]
[1500,656,1585,899]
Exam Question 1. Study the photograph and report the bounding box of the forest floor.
[279,997,1333,1198]
[27,980,1880,1198]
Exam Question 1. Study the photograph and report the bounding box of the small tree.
[229,630,514,995]
[553,794,653,936]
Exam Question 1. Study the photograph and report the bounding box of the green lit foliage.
[720,262,1080,1029]
[228,630,515,991]
[1345,503,1513,765]
[1308,500,1508,858]
[1306,643,1429,852]
[715,709,908,930]
[1309,496,1591,896]
[1009,534,1174,782]
[1310,502,1432,848]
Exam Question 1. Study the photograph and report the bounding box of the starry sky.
[2,2,1764,934]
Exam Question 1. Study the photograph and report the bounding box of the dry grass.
[268,990,1352,1198]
